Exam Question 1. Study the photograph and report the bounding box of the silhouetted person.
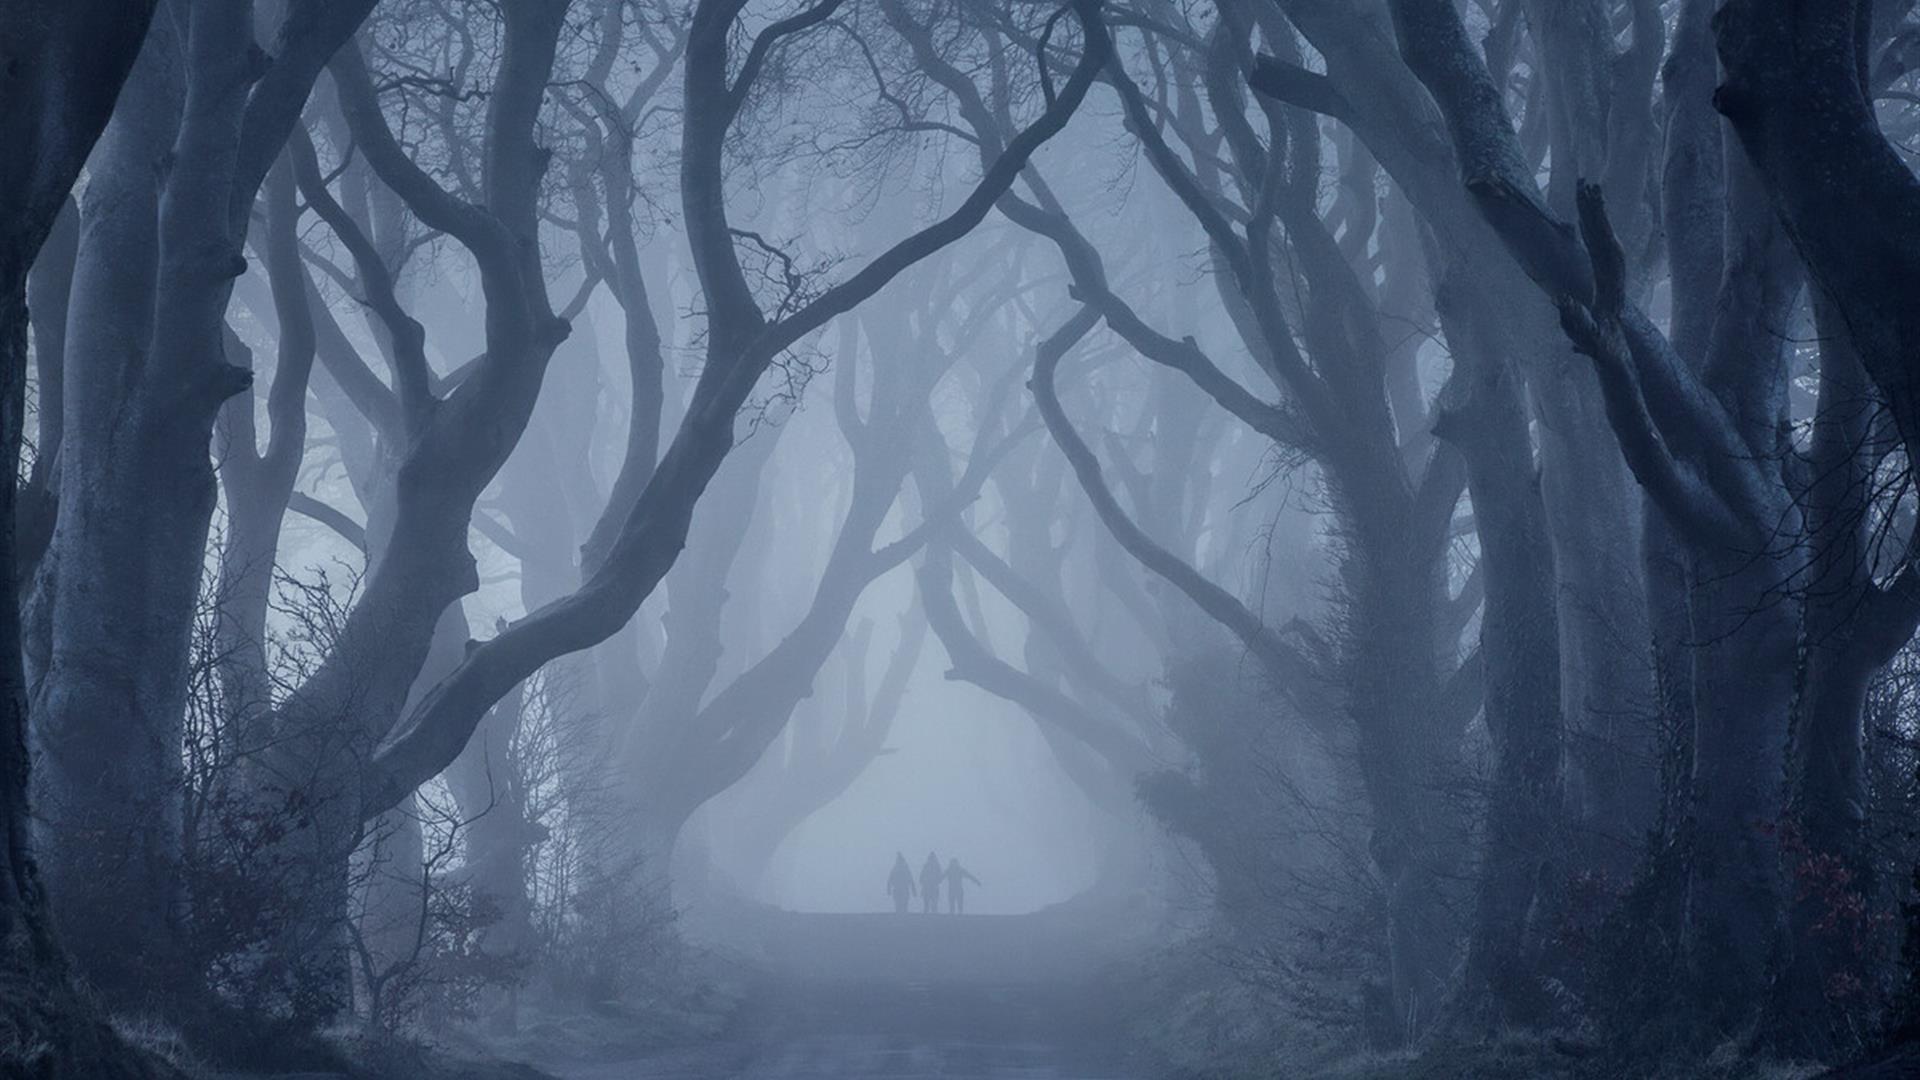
[919,851,943,914]
[944,857,981,914]
[886,852,915,914]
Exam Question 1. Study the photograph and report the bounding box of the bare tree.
[29,0,376,1001]
[362,0,1111,818]
[1377,0,1920,1045]
[0,0,167,1065]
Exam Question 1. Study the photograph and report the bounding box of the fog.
[730,660,1111,915]
[6,1,1920,1078]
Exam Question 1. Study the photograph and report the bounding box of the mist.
[3,1,1920,1078]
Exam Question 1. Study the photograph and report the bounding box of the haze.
[2,2,1920,1079]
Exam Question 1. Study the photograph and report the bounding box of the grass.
[0,967,187,1080]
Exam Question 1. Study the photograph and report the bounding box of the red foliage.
[1772,820,1895,1002]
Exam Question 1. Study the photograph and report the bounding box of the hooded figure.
[919,852,943,914]
[944,857,982,914]
[886,852,916,914]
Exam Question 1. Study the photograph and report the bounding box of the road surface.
[552,908,1146,1079]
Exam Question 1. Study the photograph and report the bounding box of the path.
[552,907,1147,1079]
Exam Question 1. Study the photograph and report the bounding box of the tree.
[1377,0,1920,1046]
[29,0,376,1002]
[1715,0,1920,470]
[718,606,926,895]
[0,1,184,1071]
[883,0,1535,1036]
[361,0,1111,822]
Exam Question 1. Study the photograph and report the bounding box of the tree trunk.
[1714,0,1920,469]
[36,0,362,1004]
[354,796,424,1025]
[1436,284,1566,1032]
[1762,292,1915,1056]
[0,258,62,1007]
[1518,0,1658,867]
[1683,548,1799,1030]
[30,26,195,1001]
[1679,153,1806,1032]
[444,681,536,1031]
[3,248,179,1080]
[1344,529,1460,1043]
[20,198,74,580]
[1531,365,1656,863]
[2,0,183,1065]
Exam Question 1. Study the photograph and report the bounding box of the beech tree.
[360,0,1110,815]
[13,1,1920,1075]
[878,0,1528,1037]
[1,1,171,1071]
[27,0,376,1002]
[1365,0,1920,1048]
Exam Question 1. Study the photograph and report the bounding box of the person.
[919,851,943,914]
[944,857,982,914]
[886,852,915,914]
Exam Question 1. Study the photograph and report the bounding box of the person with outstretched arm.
[944,857,982,914]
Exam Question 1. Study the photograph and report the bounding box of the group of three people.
[887,851,980,914]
